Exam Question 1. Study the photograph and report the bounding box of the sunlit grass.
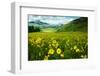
[28,32,88,61]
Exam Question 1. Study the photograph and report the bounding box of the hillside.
[57,17,88,32]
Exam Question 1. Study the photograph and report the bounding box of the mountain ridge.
[57,17,88,32]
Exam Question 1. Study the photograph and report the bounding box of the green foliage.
[28,32,88,61]
[28,26,41,32]
[57,17,88,32]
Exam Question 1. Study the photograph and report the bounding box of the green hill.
[57,17,88,32]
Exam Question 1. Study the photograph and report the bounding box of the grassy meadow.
[28,16,88,61]
[28,31,88,60]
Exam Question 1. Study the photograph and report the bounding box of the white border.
[11,2,97,74]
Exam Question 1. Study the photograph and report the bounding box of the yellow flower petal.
[74,45,77,50]
[48,49,54,54]
[57,48,62,54]
[76,49,80,52]
[60,54,64,57]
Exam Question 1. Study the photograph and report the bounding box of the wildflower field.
[28,32,88,60]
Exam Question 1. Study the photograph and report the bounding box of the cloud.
[28,15,80,25]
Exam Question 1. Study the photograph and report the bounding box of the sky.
[28,15,80,25]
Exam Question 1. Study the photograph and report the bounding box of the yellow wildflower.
[52,43,55,47]
[35,37,42,44]
[74,45,77,50]
[60,53,64,57]
[76,49,80,52]
[57,48,62,54]
[52,40,57,44]
[81,55,87,58]
[37,44,41,47]
[55,43,59,48]
[48,49,54,54]
[49,44,52,48]
[52,43,59,48]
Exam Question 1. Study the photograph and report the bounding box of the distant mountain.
[28,20,59,28]
[57,17,88,32]
[29,20,48,25]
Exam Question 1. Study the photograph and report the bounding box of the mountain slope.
[57,17,88,32]
[28,20,58,28]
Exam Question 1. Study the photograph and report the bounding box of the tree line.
[28,26,41,32]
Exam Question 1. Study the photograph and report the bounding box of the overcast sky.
[28,15,80,25]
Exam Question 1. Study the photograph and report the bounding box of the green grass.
[28,32,88,61]
[57,17,88,32]
[41,28,57,32]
